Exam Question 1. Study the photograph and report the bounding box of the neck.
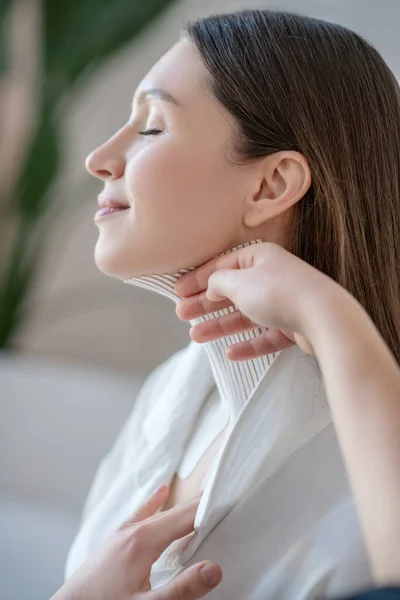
[124,239,277,421]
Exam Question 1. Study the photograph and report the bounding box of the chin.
[94,248,158,280]
[94,245,130,280]
[94,237,201,279]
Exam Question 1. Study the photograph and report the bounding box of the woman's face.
[87,38,255,279]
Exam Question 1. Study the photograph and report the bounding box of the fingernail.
[155,484,167,495]
[199,563,221,587]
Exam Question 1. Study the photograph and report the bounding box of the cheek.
[126,143,240,265]
[128,142,222,224]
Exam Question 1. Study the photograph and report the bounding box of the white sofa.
[0,351,144,600]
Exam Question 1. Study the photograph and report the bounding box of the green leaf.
[0,218,36,346]
[16,107,60,219]
[0,0,13,74]
[43,0,77,52]
[43,0,179,94]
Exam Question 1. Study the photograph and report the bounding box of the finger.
[149,561,222,600]
[189,310,260,343]
[206,269,244,303]
[226,330,296,361]
[175,247,251,298]
[138,496,202,563]
[176,291,234,321]
[121,485,170,528]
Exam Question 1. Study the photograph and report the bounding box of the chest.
[161,425,228,511]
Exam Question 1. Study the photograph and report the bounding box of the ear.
[243,151,311,228]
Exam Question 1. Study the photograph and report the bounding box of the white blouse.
[65,241,372,598]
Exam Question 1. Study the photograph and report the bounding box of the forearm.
[304,283,400,585]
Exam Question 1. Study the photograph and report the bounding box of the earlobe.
[243,151,311,229]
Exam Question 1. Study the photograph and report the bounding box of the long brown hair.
[183,10,400,363]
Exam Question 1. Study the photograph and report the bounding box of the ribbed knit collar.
[124,239,277,421]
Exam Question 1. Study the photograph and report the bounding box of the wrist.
[300,273,392,374]
[294,270,339,338]
[296,272,363,356]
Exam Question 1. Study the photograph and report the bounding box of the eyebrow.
[133,87,183,108]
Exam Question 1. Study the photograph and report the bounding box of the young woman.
[64,9,400,599]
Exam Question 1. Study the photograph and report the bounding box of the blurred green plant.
[0,0,178,348]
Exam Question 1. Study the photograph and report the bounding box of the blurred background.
[0,1,399,598]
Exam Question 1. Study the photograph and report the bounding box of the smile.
[95,193,130,220]
[94,206,130,220]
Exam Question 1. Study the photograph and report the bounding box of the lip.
[97,194,130,209]
[95,194,130,221]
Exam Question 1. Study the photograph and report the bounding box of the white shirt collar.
[124,239,277,422]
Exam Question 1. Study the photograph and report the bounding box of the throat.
[123,239,278,421]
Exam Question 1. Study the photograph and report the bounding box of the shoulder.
[110,339,198,453]
[134,340,200,412]
[80,341,197,522]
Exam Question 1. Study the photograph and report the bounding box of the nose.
[85,136,126,181]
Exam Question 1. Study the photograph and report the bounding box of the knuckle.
[119,524,149,557]
[116,519,130,533]
[174,572,196,598]
[105,530,134,566]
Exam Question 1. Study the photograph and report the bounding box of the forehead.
[136,39,206,106]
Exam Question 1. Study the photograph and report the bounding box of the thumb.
[206,269,242,303]
[151,561,222,600]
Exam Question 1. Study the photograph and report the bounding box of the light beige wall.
[13,0,400,378]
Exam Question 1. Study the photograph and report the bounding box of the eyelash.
[138,128,163,136]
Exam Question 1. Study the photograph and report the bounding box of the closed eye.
[138,128,163,136]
